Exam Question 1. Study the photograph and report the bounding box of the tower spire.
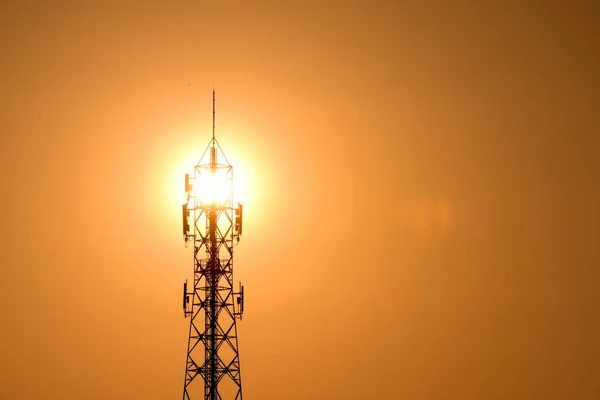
[212,88,215,141]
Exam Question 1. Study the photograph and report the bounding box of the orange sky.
[1,1,599,399]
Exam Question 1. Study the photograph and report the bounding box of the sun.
[194,167,232,207]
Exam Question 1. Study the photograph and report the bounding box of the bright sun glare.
[157,125,260,235]
[195,168,232,206]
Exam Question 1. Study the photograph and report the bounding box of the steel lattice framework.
[181,92,244,400]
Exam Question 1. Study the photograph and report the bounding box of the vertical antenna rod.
[212,89,215,141]
[211,89,216,167]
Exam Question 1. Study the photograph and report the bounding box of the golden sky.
[1,1,599,399]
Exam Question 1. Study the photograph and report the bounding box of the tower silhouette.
[181,91,244,399]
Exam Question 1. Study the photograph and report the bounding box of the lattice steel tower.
[181,91,245,400]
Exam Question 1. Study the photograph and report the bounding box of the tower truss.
[181,92,244,400]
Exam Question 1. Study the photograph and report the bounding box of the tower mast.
[181,91,245,399]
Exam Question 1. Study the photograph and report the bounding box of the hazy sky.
[1,1,599,399]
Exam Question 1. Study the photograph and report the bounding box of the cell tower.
[181,90,245,400]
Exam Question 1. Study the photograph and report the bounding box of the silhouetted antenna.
[180,91,245,400]
[212,89,215,141]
